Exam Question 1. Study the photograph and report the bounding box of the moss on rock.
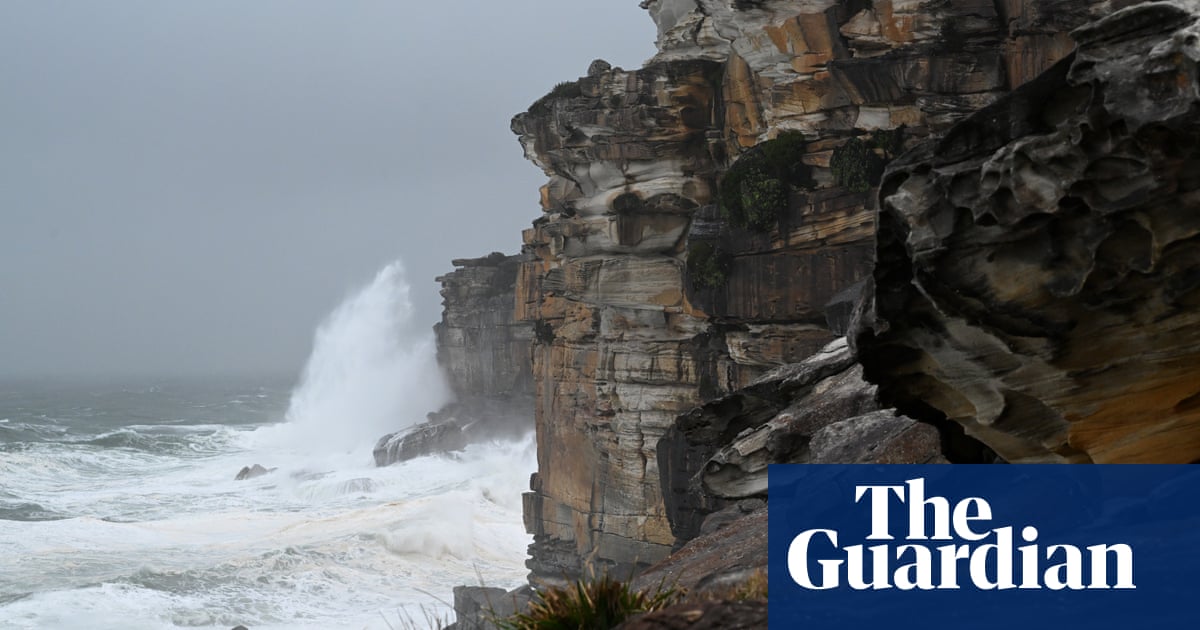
[687,241,732,291]
[717,131,814,232]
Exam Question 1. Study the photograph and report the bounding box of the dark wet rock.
[855,0,1200,464]
[373,419,467,467]
[824,278,868,336]
[698,499,764,537]
[587,58,612,76]
[234,464,273,481]
[657,338,936,544]
[447,584,532,630]
[632,508,767,598]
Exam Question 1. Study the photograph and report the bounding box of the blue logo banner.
[768,465,1200,628]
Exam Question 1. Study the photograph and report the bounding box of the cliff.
[512,57,720,581]
[435,252,535,423]
[428,3,1200,629]
[510,0,1134,583]
[375,253,533,467]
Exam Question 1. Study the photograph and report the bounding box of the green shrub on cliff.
[829,126,906,193]
[718,131,814,231]
[498,575,679,630]
[830,136,885,193]
[687,241,731,291]
[871,124,906,158]
[529,80,583,113]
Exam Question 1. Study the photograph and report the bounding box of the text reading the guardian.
[768,465,1200,629]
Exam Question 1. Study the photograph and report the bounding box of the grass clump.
[497,576,680,630]
[529,80,583,113]
[687,241,732,291]
[718,131,814,232]
[727,569,768,602]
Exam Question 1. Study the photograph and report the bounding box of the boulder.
[373,419,467,467]
[447,585,532,630]
[234,464,273,481]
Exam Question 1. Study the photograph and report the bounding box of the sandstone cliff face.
[855,0,1200,465]
[435,252,535,419]
[513,58,721,581]
[513,0,1135,582]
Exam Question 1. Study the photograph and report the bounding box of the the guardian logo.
[788,478,1135,591]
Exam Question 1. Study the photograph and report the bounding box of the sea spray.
[281,261,451,455]
[0,260,533,629]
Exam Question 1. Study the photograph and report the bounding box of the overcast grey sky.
[0,1,656,379]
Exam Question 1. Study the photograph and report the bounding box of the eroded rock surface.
[855,0,1200,464]
[658,339,945,542]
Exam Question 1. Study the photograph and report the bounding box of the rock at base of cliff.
[373,418,468,467]
[373,398,534,467]
[446,584,532,630]
[234,464,274,481]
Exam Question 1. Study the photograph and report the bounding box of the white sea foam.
[0,260,533,629]
[277,261,452,456]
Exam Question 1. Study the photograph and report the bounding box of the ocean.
[0,262,534,629]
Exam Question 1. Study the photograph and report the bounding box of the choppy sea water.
[0,262,534,629]
[0,381,535,629]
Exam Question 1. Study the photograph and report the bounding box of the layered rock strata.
[513,0,1129,583]
[658,339,946,542]
[436,252,535,425]
[855,0,1200,464]
[513,58,722,582]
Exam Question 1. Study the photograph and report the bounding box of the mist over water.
[0,260,533,630]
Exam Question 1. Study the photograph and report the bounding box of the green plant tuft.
[687,241,732,291]
[829,136,886,193]
[497,576,680,630]
[529,80,583,113]
[871,124,907,158]
[717,131,814,231]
